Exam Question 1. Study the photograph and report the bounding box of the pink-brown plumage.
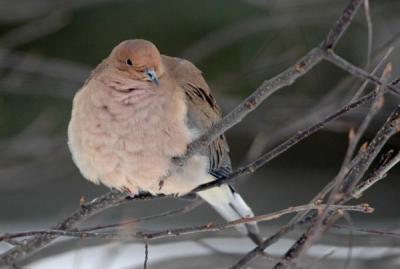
[69,58,196,194]
[68,39,261,243]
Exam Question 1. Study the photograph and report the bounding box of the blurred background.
[1,0,400,268]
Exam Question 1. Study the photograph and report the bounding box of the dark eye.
[126,58,133,66]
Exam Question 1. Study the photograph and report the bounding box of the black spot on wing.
[203,91,215,109]
[185,91,194,102]
[192,87,204,99]
[186,83,217,110]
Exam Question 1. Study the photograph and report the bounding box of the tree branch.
[0,204,372,242]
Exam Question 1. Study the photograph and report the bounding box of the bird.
[68,39,261,244]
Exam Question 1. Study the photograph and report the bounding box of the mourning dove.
[68,39,261,244]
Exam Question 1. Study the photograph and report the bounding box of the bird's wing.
[162,55,232,176]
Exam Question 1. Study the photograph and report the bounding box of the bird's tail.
[198,184,262,245]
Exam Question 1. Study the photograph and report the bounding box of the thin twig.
[351,150,400,199]
[0,204,372,242]
[343,105,400,193]
[342,63,391,168]
[350,46,393,102]
[332,224,400,239]
[323,50,400,95]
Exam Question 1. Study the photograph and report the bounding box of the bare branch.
[323,49,400,95]
[0,204,372,242]
[332,224,400,239]
[341,63,390,168]
[352,150,400,198]
[321,0,364,49]
[350,45,393,101]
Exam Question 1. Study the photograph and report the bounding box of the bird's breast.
[68,85,193,193]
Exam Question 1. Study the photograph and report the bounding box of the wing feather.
[162,55,231,174]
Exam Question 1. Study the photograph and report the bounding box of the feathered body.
[68,40,260,243]
[69,56,221,195]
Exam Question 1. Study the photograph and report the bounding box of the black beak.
[144,68,159,86]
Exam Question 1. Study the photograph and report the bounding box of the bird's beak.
[144,68,159,86]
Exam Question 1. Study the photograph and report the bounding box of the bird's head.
[107,39,163,86]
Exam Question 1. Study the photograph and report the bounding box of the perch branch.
[0,204,372,242]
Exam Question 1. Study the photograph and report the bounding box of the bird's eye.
[126,58,133,66]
